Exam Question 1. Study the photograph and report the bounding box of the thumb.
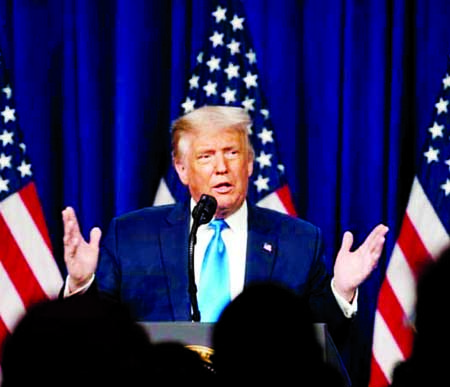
[340,231,354,253]
[89,227,102,247]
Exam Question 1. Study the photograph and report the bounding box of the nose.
[215,152,228,174]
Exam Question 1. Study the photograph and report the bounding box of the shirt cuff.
[331,278,358,318]
[63,274,95,297]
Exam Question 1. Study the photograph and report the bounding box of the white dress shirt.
[193,199,247,301]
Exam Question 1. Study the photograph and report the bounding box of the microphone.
[192,194,217,226]
[188,194,217,322]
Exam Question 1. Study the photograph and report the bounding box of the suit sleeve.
[272,216,351,348]
[96,217,122,300]
[301,224,352,348]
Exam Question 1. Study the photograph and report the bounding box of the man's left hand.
[333,224,389,302]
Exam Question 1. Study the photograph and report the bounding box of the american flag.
[153,0,297,216]
[369,56,450,386]
[0,49,63,373]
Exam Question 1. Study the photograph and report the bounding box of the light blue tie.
[197,219,231,322]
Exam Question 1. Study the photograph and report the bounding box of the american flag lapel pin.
[263,242,273,253]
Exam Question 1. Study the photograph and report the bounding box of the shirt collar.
[190,198,248,233]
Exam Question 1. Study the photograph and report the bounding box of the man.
[62,105,388,341]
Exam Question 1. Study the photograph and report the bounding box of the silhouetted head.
[212,281,326,384]
[1,295,152,387]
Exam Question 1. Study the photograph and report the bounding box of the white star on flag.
[224,62,240,80]
[227,39,240,55]
[254,174,269,192]
[243,72,258,88]
[428,121,444,138]
[221,87,237,104]
[443,73,450,89]
[260,109,269,119]
[435,97,449,114]
[203,80,218,96]
[424,146,439,163]
[212,5,226,23]
[241,96,255,111]
[230,14,244,31]
[189,75,200,89]
[206,56,221,72]
[2,85,11,99]
[246,49,257,64]
[210,31,224,47]
[0,152,11,169]
[17,160,32,178]
[256,151,272,169]
[441,179,450,195]
[181,97,195,113]
[0,129,13,146]
[1,106,15,123]
[0,176,9,192]
[257,127,273,144]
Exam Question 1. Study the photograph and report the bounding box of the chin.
[217,199,242,216]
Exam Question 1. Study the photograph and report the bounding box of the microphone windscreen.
[192,194,217,225]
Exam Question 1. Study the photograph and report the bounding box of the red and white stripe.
[0,182,63,360]
[153,178,297,216]
[255,184,297,216]
[369,177,450,387]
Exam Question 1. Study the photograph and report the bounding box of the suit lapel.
[245,204,278,284]
[160,201,191,320]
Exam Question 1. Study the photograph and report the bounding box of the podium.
[139,322,351,386]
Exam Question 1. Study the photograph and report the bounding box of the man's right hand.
[62,206,102,293]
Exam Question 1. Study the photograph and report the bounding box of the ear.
[174,158,189,185]
[247,154,254,177]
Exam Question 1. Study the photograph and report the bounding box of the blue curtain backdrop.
[1,1,450,386]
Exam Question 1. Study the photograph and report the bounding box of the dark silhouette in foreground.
[212,281,345,386]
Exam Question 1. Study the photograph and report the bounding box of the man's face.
[174,126,253,219]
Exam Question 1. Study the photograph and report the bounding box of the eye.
[197,153,213,164]
[225,149,239,159]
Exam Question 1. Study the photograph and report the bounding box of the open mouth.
[213,182,232,193]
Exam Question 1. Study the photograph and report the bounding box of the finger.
[371,224,389,242]
[340,231,354,253]
[62,207,76,236]
[371,225,388,252]
[63,226,77,248]
[64,237,78,260]
[63,220,77,247]
[364,224,389,252]
[62,206,76,223]
[366,227,389,267]
[62,207,71,234]
[63,206,83,238]
[89,227,102,248]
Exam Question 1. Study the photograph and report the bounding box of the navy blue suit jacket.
[96,200,347,335]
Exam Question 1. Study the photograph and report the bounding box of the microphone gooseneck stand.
[188,194,217,322]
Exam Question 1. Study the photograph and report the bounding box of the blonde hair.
[171,105,254,161]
